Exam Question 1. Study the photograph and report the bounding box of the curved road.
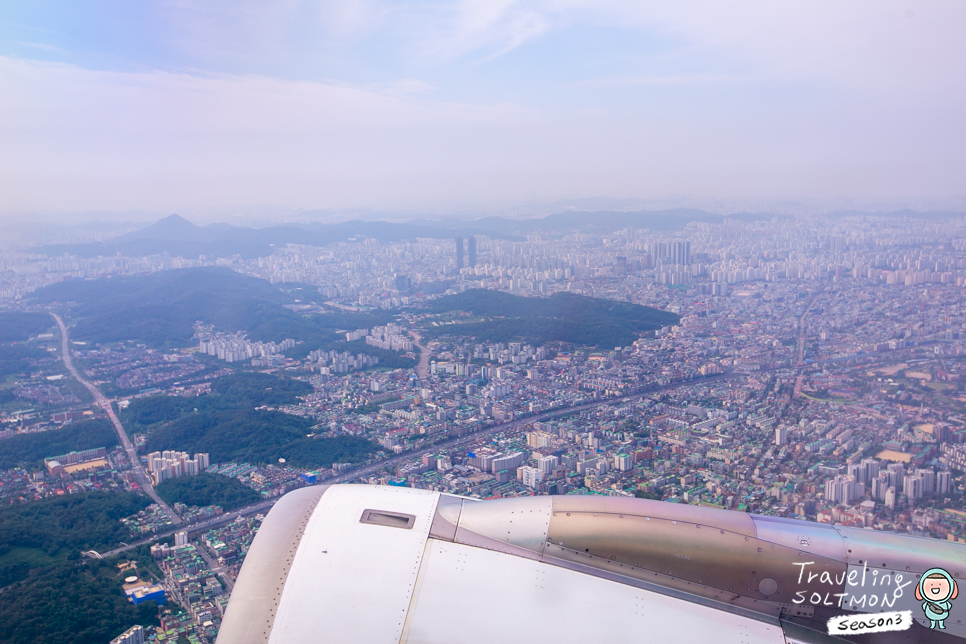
[51,313,181,525]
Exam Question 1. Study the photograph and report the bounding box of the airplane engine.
[217,485,966,643]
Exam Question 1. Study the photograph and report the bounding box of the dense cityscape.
[3,211,966,642]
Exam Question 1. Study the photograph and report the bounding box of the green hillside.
[0,492,150,559]
[32,268,291,347]
[156,473,262,510]
[120,372,312,429]
[0,419,118,470]
[124,372,379,469]
[421,289,679,347]
[145,409,377,468]
[0,553,159,644]
[0,312,53,342]
[0,345,53,378]
[30,268,413,369]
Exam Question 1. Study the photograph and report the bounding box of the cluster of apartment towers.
[823,458,950,507]
[147,450,210,485]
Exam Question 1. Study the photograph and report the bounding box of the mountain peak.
[120,213,202,241]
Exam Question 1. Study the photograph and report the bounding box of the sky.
[1,1,965,221]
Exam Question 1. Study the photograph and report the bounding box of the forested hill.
[31,267,291,347]
[421,289,679,347]
[28,268,405,362]
[0,312,53,342]
[124,373,380,469]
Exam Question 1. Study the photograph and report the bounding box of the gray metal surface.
[454,496,552,555]
[215,485,328,644]
[752,515,847,558]
[224,487,966,643]
[426,492,966,642]
[833,524,966,573]
[428,493,463,541]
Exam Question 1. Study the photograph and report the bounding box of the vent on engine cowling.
[360,509,415,529]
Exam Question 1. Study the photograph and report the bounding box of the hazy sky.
[1,1,964,219]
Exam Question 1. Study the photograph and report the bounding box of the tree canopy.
[156,473,262,510]
[0,419,118,470]
[0,491,150,557]
[145,409,377,468]
[0,555,159,644]
[421,289,679,347]
[0,313,53,342]
[30,267,409,354]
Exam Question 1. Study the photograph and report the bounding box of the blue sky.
[1,1,964,219]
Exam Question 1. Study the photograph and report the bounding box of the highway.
[97,498,278,558]
[410,330,431,382]
[796,284,826,367]
[91,329,922,561]
[96,372,735,558]
[50,312,182,525]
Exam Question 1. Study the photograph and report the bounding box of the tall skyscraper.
[467,235,476,267]
[672,240,691,265]
[615,256,627,275]
[455,236,464,270]
[775,426,787,446]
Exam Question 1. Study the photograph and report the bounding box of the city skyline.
[3,2,966,641]
[5,209,966,641]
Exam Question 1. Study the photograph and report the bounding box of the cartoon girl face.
[923,576,953,601]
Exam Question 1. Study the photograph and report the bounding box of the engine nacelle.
[217,485,966,643]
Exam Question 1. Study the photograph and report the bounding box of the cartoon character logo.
[916,567,959,629]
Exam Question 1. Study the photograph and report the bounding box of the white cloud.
[145,0,966,90]
[1,1,964,217]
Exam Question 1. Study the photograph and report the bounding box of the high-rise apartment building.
[467,235,476,267]
[527,431,553,449]
[937,470,951,494]
[614,453,634,471]
[520,465,544,488]
[536,454,559,474]
[884,486,897,509]
[111,626,145,644]
[455,236,464,270]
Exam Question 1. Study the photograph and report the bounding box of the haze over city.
[2,0,965,221]
[4,3,966,644]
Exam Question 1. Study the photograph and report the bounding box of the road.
[336,372,736,483]
[89,340,902,561]
[796,284,826,367]
[50,313,182,525]
[410,331,430,382]
[195,541,235,592]
[98,498,278,558]
[97,372,736,559]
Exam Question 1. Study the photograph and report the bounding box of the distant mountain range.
[34,208,964,260]
[35,214,517,259]
[29,266,396,350]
